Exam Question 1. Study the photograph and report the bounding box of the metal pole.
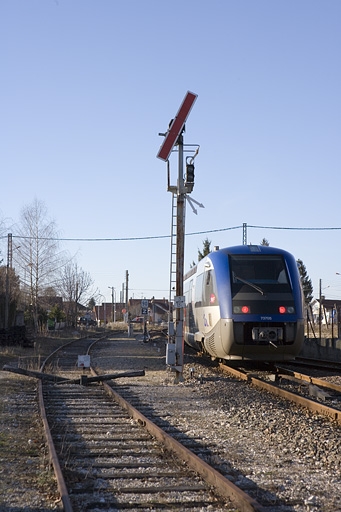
[332,305,335,340]
[319,279,322,341]
[109,286,114,323]
[242,223,247,245]
[4,264,9,329]
[4,234,12,329]
[125,271,129,310]
[175,133,185,382]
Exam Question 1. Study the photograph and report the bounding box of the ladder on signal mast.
[169,192,177,319]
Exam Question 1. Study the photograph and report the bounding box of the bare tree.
[58,261,95,326]
[0,266,20,328]
[13,199,62,332]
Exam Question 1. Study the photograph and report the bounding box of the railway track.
[219,360,341,425]
[38,335,265,512]
[287,355,341,373]
[90,336,341,511]
[4,332,341,510]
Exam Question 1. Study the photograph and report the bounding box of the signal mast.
[157,91,201,382]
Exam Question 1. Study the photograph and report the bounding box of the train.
[183,244,305,361]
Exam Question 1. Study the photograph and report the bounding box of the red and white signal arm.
[157,91,198,162]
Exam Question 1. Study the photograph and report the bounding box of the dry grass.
[0,332,79,510]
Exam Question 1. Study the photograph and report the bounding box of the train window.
[230,255,290,291]
[194,273,204,307]
[186,279,194,303]
[194,270,219,307]
[203,270,219,306]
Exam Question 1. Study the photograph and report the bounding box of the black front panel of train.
[232,296,295,315]
[230,254,298,345]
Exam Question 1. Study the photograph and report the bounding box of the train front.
[213,245,305,361]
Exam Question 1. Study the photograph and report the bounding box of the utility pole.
[4,234,12,329]
[319,278,322,341]
[108,286,116,323]
[125,270,129,311]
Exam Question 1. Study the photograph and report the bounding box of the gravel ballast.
[1,330,341,511]
[92,333,341,512]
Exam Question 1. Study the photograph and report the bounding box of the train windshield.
[230,254,291,294]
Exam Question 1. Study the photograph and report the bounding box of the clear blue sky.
[1,0,341,303]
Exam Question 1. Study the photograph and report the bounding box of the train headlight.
[279,306,286,314]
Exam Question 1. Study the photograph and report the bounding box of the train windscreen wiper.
[232,273,265,295]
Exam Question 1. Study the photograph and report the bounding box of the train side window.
[194,273,204,307]
[203,270,218,306]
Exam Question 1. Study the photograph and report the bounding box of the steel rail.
[295,356,341,372]
[38,379,73,512]
[220,363,341,424]
[275,365,341,393]
[92,367,267,512]
[37,335,107,512]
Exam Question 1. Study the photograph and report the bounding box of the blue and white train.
[183,245,305,361]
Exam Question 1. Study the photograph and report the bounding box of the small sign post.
[141,299,149,343]
[78,355,90,368]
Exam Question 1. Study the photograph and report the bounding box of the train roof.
[216,245,292,255]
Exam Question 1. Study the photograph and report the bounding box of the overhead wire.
[1,224,341,242]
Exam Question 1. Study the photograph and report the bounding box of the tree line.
[0,202,314,335]
[0,199,97,333]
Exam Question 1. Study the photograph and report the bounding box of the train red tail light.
[279,306,295,314]
[233,305,250,314]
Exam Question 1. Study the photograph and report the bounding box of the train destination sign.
[157,91,198,162]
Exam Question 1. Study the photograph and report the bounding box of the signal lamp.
[185,163,195,192]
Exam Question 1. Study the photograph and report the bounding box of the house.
[309,298,341,325]
[94,302,126,324]
[94,297,172,325]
